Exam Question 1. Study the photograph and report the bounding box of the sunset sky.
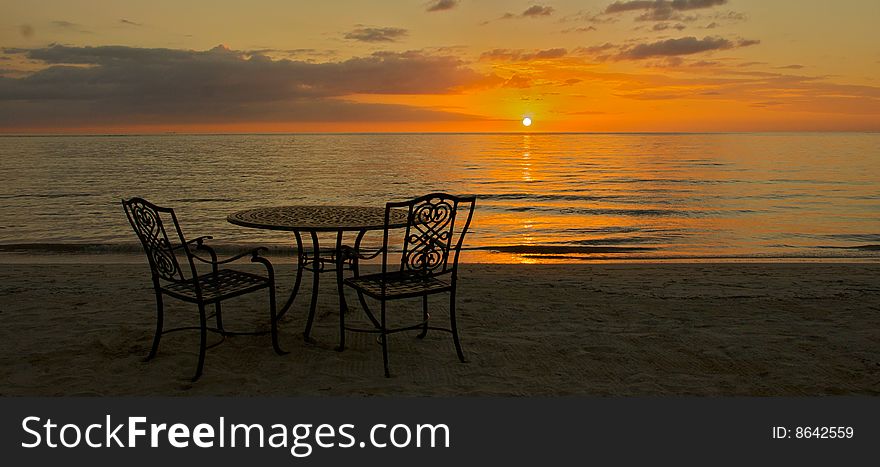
[2,0,878,133]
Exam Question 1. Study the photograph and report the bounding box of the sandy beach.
[1,259,877,396]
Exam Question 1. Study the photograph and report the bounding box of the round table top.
[227,205,410,232]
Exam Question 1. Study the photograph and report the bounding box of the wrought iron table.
[227,205,409,343]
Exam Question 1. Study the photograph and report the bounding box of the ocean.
[1,133,878,262]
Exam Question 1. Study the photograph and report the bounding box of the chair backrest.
[122,197,197,284]
[382,193,476,279]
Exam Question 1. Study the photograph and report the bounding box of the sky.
[1,0,878,133]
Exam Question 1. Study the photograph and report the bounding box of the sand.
[0,260,878,396]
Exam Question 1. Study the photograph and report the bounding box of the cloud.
[713,11,747,22]
[19,24,34,38]
[480,48,567,61]
[503,74,533,88]
[576,43,616,55]
[564,26,598,33]
[344,26,408,43]
[563,10,619,24]
[652,22,686,31]
[426,0,458,12]
[522,5,554,17]
[616,36,758,59]
[0,45,490,128]
[500,5,554,19]
[51,20,92,34]
[777,64,804,69]
[604,0,727,21]
[120,19,143,26]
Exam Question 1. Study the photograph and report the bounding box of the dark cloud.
[652,22,686,31]
[605,0,726,21]
[575,43,616,55]
[616,36,758,59]
[481,48,567,61]
[120,19,143,26]
[0,45,489,128]
[522,5,554,16]
[500,5,554,19]
[344,26,408,43]
[713,11,747,21]
[245,48,339,60]
[426,0,458,12]
[563,25,598,33]
[777,64,804,69]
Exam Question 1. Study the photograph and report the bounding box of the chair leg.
[449,289,466,363]
[337,284,347,352]
[193,303,208,382]
[146,290,164,361]
[417,295,429,339]
[214,302,224,334]
[269,283,286,355]
[381,300,390,377]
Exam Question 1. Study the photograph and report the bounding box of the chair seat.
[345,272,451,299]
[162,269,269,302]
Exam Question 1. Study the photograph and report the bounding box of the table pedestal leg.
[303,231,321,343]
[277,231,304,321]
[336,230,347,351]
[351,230,375,324]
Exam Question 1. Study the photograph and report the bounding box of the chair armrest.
[249,250,275,281]
[340,245,385,261]
[191,246,268,265]
[171,235,213,251]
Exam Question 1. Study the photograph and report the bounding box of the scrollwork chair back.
[382,193,476,280]
[122,197,197,285]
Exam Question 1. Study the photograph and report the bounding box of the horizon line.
[1,130,879,137]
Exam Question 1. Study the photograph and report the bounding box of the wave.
[169,198,236,203]
[1,242,878,262]
[480,205,701,217]
[475,245,657,254]
[815,244,880,251]
[0,193,96,200]
[0,242,300,256]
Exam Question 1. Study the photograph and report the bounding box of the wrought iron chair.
[337,193,476,377]
[122,197,285,381]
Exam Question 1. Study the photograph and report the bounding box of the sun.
[522,117,532,127]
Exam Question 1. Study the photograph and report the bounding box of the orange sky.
[1,0,879,133]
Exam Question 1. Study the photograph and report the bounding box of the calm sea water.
[1,133,878,262]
